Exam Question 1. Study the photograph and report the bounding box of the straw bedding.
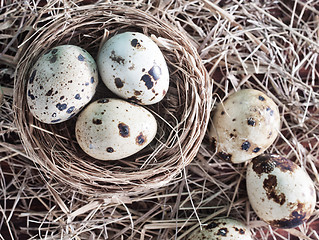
[1,0,319,239]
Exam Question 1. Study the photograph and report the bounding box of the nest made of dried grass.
[14,4,212,199]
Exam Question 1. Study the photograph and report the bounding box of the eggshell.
[187,218,252,240]
[75,98,157,160]
[97,32,169,105]
[246,154,316,228]
[27,45,98,124]
[209,89,280,163]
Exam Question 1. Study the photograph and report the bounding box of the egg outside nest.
[246,154,316,228]
[209,89,281,164]
[187,218,253,240]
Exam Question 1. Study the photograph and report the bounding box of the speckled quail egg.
[97,32,169,105]
[187,218,252,240]
[27,45,98,124]
[246,154,316,228]
[75,98,157,160]
[209,89,280,163]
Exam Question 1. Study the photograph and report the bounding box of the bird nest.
[14,4,212,199]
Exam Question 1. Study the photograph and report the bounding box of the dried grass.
[1,0,319,239]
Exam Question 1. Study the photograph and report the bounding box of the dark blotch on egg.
[241,141,251,151]
[29,70,37,84]
[110,50,125,65]
[78,54,85,61]
[217,228,228,236]
[247,117,256,126]
[56,103,67,111]
[148,65,162,81]
[253,147,261,153]
[75,94,81,100]
[51,119,61,123]
[252,155,275,175]
[273,156,298,173]
[270,210,307,229]
[259,95,265,101]
[27,90,35,100]
[45,88,54,96]
[115,78,124,88]
[267,107,274,116]
[131,38,142,48]
[136,133,146,145]
[66,106,75,114]
[141,74,154,89]
[50,55,57,63]
[92,118,102,125]
[118,122,130,137]
[263,174,286,205]
[90,77,95,84]
[52,49,58,54]
[106,147,114,153]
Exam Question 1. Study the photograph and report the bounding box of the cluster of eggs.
[27,32,169,160]
[188,89,316,239]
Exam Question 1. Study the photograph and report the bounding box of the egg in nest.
[75,98,157,160]
[97,32,169,105]
[27,45,98,124]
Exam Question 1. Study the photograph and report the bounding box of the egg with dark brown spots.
[75,98,157,160]
[246,154,316,228]
[97,32,169,105]
[187,218,252,240]
[209,89,280,163]
[27,45,98,124]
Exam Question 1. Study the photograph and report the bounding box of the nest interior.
[13,4,212,198]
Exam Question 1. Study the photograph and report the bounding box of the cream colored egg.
[209,89,280,163]
[75,98,157,160]
[246,154,316,228]
[187,218,252,240]
[97,32,169,105]
[27,45,98,124]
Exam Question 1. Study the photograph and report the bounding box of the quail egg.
[75,98,157,160]
[209,89,280,163]
[246,154,316,228]
[27,45,98,124]
[187,218,252,240]
[97,32,169,105]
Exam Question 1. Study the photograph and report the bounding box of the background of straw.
[1,0,319,239]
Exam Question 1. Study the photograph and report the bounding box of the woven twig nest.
[14,4,212,199]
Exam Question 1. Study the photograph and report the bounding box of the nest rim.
[14,4,212,199]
